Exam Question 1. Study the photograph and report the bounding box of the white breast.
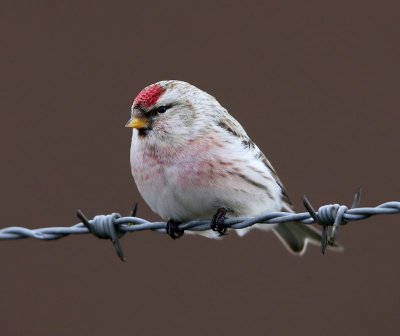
[130,130,284,225]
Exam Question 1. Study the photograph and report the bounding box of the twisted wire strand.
[1,195,399,261]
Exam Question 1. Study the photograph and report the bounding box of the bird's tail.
[271,221,343,255]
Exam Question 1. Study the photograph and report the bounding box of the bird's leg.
[211,207,228,236]
[166,219,184,240]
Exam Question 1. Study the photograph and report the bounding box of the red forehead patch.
[133,84,165,108]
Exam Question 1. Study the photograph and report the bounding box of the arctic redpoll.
[126,80,341,255]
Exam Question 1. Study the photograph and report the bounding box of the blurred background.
[1,1,399,335]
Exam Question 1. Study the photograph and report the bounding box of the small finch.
[126,80,340,255]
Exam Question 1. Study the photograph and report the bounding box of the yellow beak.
[125,116,149,129]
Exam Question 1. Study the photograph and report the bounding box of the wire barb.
[1,192,399,261]
[130,203,138,217]
[303,189,362,253]
[77,209,125,261]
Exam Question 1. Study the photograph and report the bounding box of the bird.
[126,80,341,255]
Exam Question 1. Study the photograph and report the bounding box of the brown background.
[1,1,399,335]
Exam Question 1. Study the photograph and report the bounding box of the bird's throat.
[138,128,152,137]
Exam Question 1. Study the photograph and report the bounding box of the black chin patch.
[138,128,152,137]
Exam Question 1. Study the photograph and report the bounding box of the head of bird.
[126,80,221,148]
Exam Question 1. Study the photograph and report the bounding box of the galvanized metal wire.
[1,190,399,261]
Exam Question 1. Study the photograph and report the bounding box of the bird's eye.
[156,105,168,113]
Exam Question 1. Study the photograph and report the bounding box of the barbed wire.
[1,190,399,261]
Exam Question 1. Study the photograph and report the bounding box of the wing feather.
[216,111,293,210]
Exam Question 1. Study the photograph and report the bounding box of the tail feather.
[272,222,343,255]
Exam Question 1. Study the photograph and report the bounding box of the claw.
[166,220,184,240]
[211,207,228,236]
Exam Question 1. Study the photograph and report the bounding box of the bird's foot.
[211,207,228,236]
[166,219,184,240]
